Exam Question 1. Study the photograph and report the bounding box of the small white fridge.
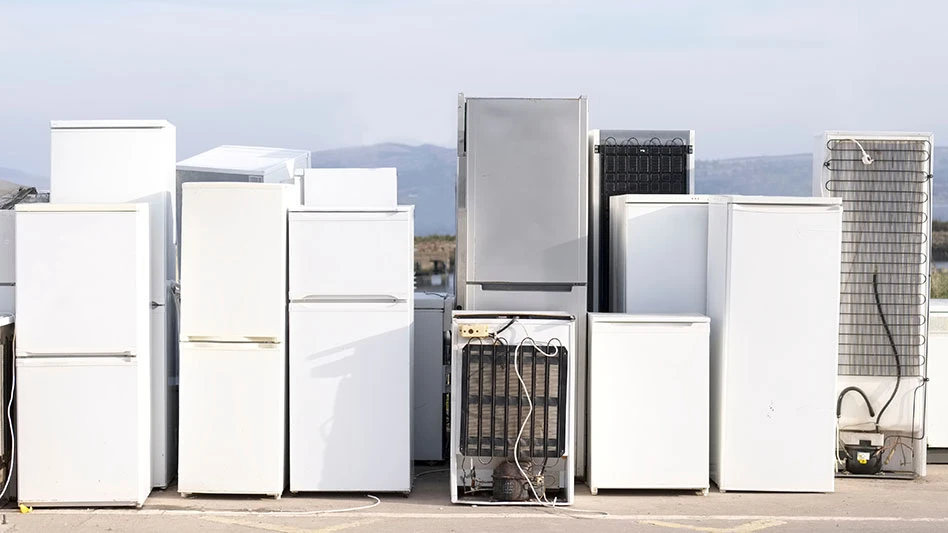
[707,195,842,492]
[609,195,709,314]
[178,183,292,497]
[413,293,454,462]
[587,313,710,494]
[288,205,414,493]
[15,203,151,507]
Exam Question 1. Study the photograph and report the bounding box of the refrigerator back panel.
[816,136,932,380]
[288,208,413,301]
[459,97,587,285]
[179,183,289,342]
[302,168,398,209]
[14,205,150,356]
[50,121,175,303]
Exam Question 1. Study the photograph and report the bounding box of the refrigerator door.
[289,300,412,492]
[715,202,841,492]
[460,97,587,285]
[179,183,288,342]
[610,198,708,314]
[50,121,175,304]
[288,209,413,301]
[587,314,710,492]
[16,356,149,506]
[178,341,285,496]
[15,205,150,356]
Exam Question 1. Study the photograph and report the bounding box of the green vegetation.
[415,234,454,243]
[933,269,948,299]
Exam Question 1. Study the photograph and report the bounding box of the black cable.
[872,272,901,427]
[836,386,875,418]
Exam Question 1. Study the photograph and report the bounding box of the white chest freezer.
[587,313,710,494]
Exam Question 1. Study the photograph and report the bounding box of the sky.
[0,0,946,176]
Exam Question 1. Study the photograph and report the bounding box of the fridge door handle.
[295,295,404,303]
[183,335,281,343]
[16,350,134,358]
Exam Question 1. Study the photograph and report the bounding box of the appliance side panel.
[589,130,600,311]
[928,311,948,447]
[456,94,469,308]
[705,202,729,487]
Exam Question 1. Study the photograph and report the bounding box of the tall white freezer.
[50,119,177,488]
[609,195,708,314]
[15,203,151,507]
[413,293,454,462]
[587,313,710,494]
[707,196,842,492]
[178,183,292,497]
[288,206,414,493]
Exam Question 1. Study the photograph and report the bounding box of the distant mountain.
[6,145,948,233]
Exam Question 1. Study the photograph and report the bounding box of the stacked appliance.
[176,145,310,260]
[49,120,177,489]
[588,129,695,314]
[814,132,934,477]
[302,168,398,209]
[456,95,589,476]
[450,312,576,505]
[928,300,948,463]
[178,183,293,497]
[288,170,413,493]
[15,203,151,507]
[0,210,13,314]
[586,313,710,495]
[707,196,842,492]
[609,195,708,314]
[413,293,454,462]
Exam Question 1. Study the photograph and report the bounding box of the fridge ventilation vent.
[822,139,931,377]
[459,341,568,459]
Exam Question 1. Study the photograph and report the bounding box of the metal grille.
[597,137,692,309]
[822,139,932,377]
[459,340,568,459]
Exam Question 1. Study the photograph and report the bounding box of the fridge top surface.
[614,194,709,205]
[0,313,12,327]
[288,205,412,214]
[51,119,172,130]
[15,203,145,213]
[594,128,694,138]
[588,312,710,324]
[415,292,454,310]
[710,195,843,206]
[453,310,575,321]
[181,182,290,191]
[821,130,934,141]
[177,145,310,175]
[461,95,586,101]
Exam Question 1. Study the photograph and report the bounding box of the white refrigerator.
[15,203,151,507]
[288,206,414,493]
[178,183,292,497]
[707,195,842,492]
[587,313,710,494]
[50,119,178,488]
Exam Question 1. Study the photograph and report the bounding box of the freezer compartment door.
[15,208,150,356]
[16,357,149,506]
[289,300,412,492]
[178,341,285,495]
[288,210,413,301]
[179,184,288,342]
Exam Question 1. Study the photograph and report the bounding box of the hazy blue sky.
[1,0,945,175]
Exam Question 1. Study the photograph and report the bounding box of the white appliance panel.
[15,207,149,356]
[179,183,288,341]
[16,357,150,506]
[289,301,412,492]
[709,198,841,492]
[288,209,412,300]
[928,302,948,448]
[412,294,452,461]
[178,342,285,495]
[302,168,398,209]
[610,197,708,314]
[587,314,709,492]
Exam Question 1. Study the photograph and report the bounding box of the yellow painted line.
[641,519,787,532]
[201,516,380,533]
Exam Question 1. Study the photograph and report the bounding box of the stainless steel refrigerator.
[456,95,589,476]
